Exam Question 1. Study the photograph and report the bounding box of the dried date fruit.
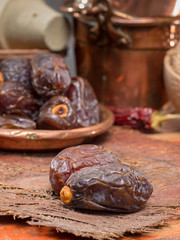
[0,81,40,119]
[31,53,71,98]
[50,144,120,194]
[60,163,153,213]
[0,114,36,129]
[0,58,33,89]
[67,77,99,127]
[37,95,77,130]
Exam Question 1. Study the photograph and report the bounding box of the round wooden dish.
[0,104,114,151]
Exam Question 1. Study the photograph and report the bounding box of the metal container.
[62,0,180,108]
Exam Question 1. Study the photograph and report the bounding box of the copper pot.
[62,0,180,109]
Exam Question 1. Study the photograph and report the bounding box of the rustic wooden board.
[0,126,179,240]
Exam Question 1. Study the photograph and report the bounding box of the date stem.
[60,186,73,204]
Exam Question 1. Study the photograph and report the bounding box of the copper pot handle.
[61,0,132,48]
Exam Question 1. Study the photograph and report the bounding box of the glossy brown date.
[49,144,120,194]
[0,81,40,119]
[0,58,33,89]
[67,77,99,127]
[60,163,153,213]
[31,53,71,98]
[37,95,77,130]
[0,114,36,129]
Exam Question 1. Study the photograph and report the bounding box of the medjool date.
[0,114,36,129]
[0,81,40,119]
[50,144,120,194]
[67,77,99,127]
[0,58,33,89]
[60,163,153,213]
[31,53,71,98]
[37,95,77,130]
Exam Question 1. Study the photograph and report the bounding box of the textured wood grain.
[0,126,179,239]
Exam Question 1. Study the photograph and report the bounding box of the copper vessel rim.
[61,4,180,26]
[113,16,180,26]
[0,104,114,150]
[0,104,112,137]
[76,15,180,26]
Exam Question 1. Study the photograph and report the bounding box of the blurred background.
[44,0,76,76]
[1,0,180,110]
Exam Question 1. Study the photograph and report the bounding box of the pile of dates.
[50,144,153,213]
[0,54,99,130]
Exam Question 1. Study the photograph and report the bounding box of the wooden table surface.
[0,125,180,240]
[0,213,180,240]
[0,213,179,240]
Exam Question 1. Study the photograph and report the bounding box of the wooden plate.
[0,104,114,151]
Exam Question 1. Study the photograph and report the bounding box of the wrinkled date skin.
[0,58,33,89]
[67,77,99,127]
[0,114,36,129]
[60,163,153,213]
[37,95,77,130]
[0,81,40,119]
[50,144,120,194]
[31,53,71,99]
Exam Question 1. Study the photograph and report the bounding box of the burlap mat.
[0,126,179,240]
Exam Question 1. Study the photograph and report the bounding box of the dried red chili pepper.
[108,105,180,132]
